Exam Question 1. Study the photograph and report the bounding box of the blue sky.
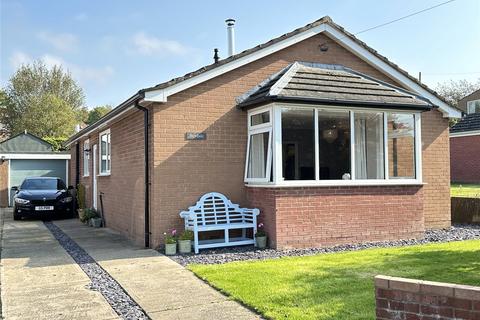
[1,0,479,108]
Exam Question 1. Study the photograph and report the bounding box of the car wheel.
[13,210,21,221]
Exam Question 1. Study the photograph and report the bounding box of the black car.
[13,177,74,220]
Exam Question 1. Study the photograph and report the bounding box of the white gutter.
[0,153,71,160]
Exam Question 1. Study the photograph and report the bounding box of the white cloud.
[37,31,78,52]
[8,52,114,86]
[130,32,189,56]
[9,51,33,69]
[40,54,114,85]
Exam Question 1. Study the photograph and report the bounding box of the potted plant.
[178,230,193,254]
[83,208,102,228]
[164,229,177,255]
[255,223,267,249]
[76,184,86,221]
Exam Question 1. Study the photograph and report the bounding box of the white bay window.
[245,104,422,186]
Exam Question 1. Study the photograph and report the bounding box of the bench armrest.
[240,208,260,216]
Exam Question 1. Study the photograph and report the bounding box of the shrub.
[76,183,86,210]
[80,208,99,223]
[179,230,193,241]
[164,229,177,244]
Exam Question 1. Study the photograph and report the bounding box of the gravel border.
[168,224,480,266]
[44,222,150,320]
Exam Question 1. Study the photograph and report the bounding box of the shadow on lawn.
[265,246,480,320]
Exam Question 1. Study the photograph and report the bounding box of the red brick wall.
[375,275,480,320]
[246,186,424,249]
[422,110,451,229]
[71,109,148,245]
[450,135,480,183]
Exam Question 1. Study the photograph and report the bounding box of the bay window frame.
[245,103,423,187]
[244,106,273,183]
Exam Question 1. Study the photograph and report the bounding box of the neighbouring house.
[65,16,461,249]
[0,132,71,207]
[450,88,480,183]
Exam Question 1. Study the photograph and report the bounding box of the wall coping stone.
[375,275,480,300]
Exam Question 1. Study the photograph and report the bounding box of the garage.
[0,132,70,207]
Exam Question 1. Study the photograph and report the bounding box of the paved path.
[0,209,118,320]
[54,219,260,320]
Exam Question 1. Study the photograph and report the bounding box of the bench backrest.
[187,192,247,226]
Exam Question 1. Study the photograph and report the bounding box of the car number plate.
[35,206,54,211]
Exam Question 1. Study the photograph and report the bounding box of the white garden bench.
[180,192,260,254]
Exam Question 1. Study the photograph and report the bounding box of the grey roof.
[0,132,55,153]
[236,62,434,110]
[65,16,457,146]
[450,113,480,133]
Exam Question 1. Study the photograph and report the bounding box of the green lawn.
[451,183,480,197]
[190,240,480,320]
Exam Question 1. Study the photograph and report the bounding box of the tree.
[0,60,85,138]
[435,78,480,108]
[86,105,112,125]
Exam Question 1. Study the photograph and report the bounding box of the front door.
[92,144,97,209]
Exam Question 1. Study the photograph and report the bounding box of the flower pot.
[90,218,102,228]
[77,208,84,220]
[178,240,192,254]
[256,236,267,249]
[165,243,177,255]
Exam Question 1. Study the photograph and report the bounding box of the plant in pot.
[255,223,267,249]
[164,229,177,256]
[76,184,86,221]
[84,208,102,228]
[178,230,193,254]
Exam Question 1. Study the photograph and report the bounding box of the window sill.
[98,173,111,177]
[245,179,424,188]
[83,175,90,178]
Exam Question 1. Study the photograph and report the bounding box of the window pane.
[281,108,315,180]
[247,132,270,179]
[468,100,480,114]
[251,111,270,126]
[318,110,351,180]
[387,113,415,179]
[354,112,384,179]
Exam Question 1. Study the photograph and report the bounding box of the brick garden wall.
[450,135,480,184]
[375,275,480,320]
[246,186,424,249]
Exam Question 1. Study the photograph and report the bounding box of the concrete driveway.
[0,208,260,320]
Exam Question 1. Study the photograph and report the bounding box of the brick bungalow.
[450,89,480,183]
[65,17,461,249]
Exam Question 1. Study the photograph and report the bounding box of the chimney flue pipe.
[225,18,236,56]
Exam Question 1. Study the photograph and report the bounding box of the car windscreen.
[20,179,66,190]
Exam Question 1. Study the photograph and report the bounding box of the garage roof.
[0,132,57,153]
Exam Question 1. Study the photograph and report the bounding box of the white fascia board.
[323,25,461,119]
[450,130,480,138]
[143,24,328,102]
[0,153,71,160]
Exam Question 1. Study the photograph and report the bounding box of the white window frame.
[467,99,480,114]
[245,103,423,187]
[244,106,273,183]
[83,139,90,177]
[98,129,111,176]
